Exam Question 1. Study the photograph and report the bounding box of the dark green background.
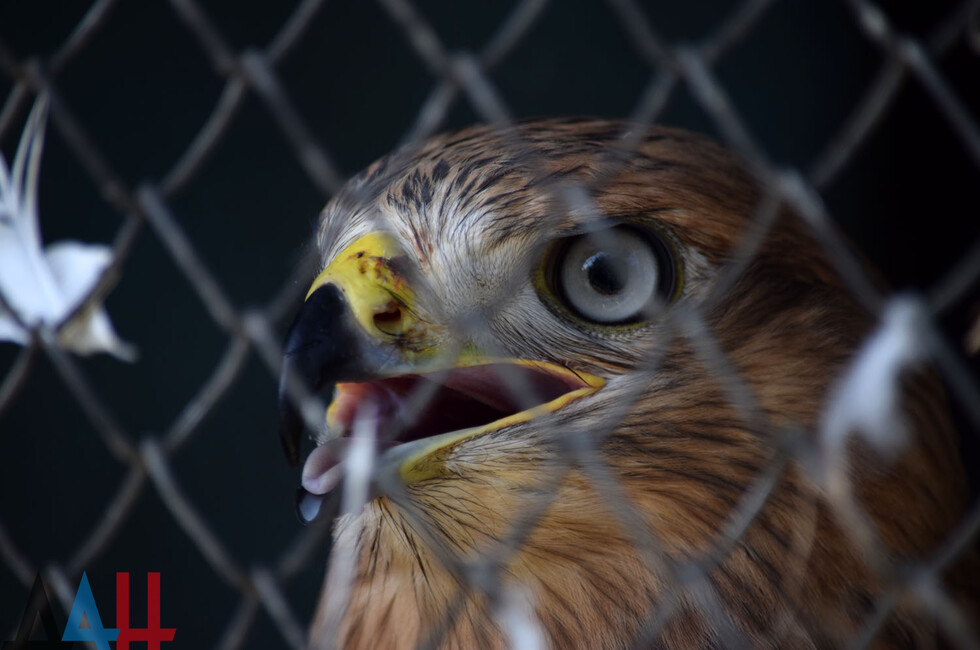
[1,0,978,647]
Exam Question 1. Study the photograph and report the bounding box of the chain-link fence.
[1,0,979,648]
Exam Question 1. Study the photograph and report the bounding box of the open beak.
[278,233,604,522]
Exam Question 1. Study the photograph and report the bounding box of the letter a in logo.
[61,573,118,650]
[2,573,73,649]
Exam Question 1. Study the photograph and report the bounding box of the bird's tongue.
[296,381,410,523]
[297,372,505,497]
[296,441,342,524]
[302,440,347,496]
[295,364,586,523]
[297,433,398,524]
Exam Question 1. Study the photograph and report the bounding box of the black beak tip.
[295,486,324,525]
[277,282,360,470]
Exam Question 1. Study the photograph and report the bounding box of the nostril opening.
[373,306,402,333]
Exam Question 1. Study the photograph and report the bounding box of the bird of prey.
[277,119,977,649]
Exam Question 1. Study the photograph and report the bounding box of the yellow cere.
[306,232,417,338]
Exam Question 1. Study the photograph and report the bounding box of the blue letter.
[62,573,118,650]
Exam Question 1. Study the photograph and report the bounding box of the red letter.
[115,573,176,650]
[116,573,129,636]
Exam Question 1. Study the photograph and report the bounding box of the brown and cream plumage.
[277,119,977,649]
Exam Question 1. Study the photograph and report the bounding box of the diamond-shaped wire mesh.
[1,0,979,648]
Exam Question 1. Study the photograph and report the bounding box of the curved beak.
[277,232,426,465]
[278,283,363,466]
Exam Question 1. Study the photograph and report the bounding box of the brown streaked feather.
[307,119,978,649]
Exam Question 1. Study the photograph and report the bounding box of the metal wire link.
[1,0,978,648]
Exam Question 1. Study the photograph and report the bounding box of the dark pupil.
[583,252,628,295]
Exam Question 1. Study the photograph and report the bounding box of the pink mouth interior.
[300,363,586,498]
[334,363,585,443]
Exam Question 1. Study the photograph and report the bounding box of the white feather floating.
[821,297,929,459]
[0,95,135,361]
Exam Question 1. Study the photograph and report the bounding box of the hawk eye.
[551,227,674,324]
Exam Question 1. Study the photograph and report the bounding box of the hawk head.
[278,119,973,649]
